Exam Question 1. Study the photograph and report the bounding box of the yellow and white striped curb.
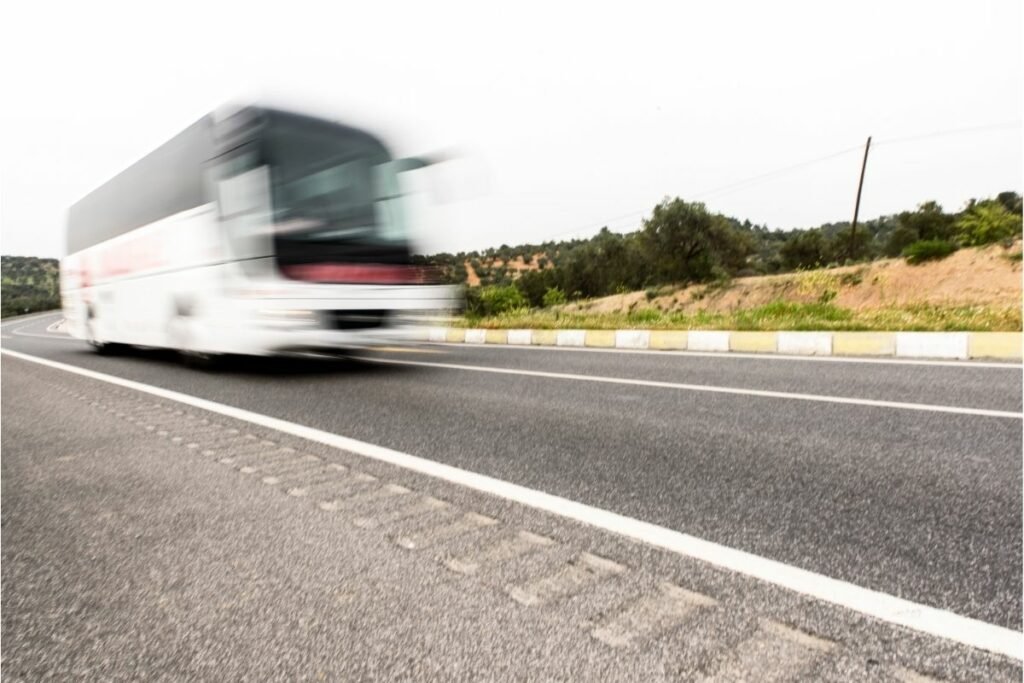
[426,329,1022,360]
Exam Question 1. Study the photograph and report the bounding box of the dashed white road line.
[368,357,1023,419]
[2,347,1021,660]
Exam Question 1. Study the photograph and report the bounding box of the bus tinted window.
[263,116,407,246]
[67,117,215,253]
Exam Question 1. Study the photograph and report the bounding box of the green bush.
[479,285,527,316]
[541,287,566,307]
[954,201,1023,246]
[902,239,957,265]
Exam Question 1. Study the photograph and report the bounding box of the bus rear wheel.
[179,349,220,370]
[86,320,119,355]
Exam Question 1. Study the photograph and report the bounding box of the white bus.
[60,104,461,361]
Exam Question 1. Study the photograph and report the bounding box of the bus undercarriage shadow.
[83,345,399,378]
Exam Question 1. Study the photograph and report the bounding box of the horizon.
[2,188,1018,260]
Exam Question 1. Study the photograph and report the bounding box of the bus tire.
[86,318,117,355]
[180,349,220,370]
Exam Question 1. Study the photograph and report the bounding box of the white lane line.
[9,326,75,341]
[425,341,1022,369]
[2,347,1021,659]
[369,357,1022,419]
[0,311,62,329]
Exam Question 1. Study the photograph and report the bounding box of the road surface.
[2,312,1021,680]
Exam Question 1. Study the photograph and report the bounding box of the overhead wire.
[538,119,1021,242]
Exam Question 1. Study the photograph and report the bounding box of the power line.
[544,144,864,240]
[873,120,1021,147]
[539,119,1022,243]
[689,145,863,201]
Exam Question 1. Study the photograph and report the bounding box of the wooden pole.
[849,136,872,260]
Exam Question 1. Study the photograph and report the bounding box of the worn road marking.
[703,619,835,682]
[259,462,342,484]
[279,467,352,494]
[6,349,1019,660]
[318,483,410,512]
[233,450,308,472]
[253,457,325,481]
[298,471,378,499]
[353,496,449,529]
[217,446,292,467]
[396,512,499,550]
[369,357,1022,420]
[446,530,555,575]
[213,441,282,464]
[591,582,717,648]
[507,552,625,606]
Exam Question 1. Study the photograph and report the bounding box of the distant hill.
[1,256,59,318]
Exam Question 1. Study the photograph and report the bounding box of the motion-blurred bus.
[60,104,461,362]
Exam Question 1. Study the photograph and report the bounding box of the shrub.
[902,239,957,264]
[541,287,566,307]
[954,201,1023,246]
[479,285,527,316]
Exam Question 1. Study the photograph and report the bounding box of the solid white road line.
[0,310,62,329]
[369,357,1023,419]
[9,327,76,341]
[2,347,1021,659]
[425,341,1022,369]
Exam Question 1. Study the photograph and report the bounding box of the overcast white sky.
[1,0,1020,258]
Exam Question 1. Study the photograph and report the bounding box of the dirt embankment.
[464,252,550,287]
[567,242,1023,315]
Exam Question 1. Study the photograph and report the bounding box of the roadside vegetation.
[420,191,1022,332]
[456,302,1021,333]
[1,256,59,318]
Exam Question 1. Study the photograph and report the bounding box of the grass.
[456,301,1022,332]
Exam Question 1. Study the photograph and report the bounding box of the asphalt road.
[3,312,1022,679]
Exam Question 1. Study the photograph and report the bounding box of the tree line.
[413,191,1022,317]
[1,256,60,318]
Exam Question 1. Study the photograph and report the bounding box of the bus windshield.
[263,118,408,250]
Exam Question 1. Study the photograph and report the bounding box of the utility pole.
[848,136,872,261]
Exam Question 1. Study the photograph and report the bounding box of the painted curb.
[649,331,688,350]
[428,329,1021,360]
[730,332,777,353]
[507,329,532,345]
[531,330,557,346]
[968,332,1023,360]
[832,332,896,357]
[485,329,508,345]
[688,331,731,352]
[896,332,969,360]
[557,330,587,347]
[584,330,616,348]
[615,330,651,349]
[778,332,832,356]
